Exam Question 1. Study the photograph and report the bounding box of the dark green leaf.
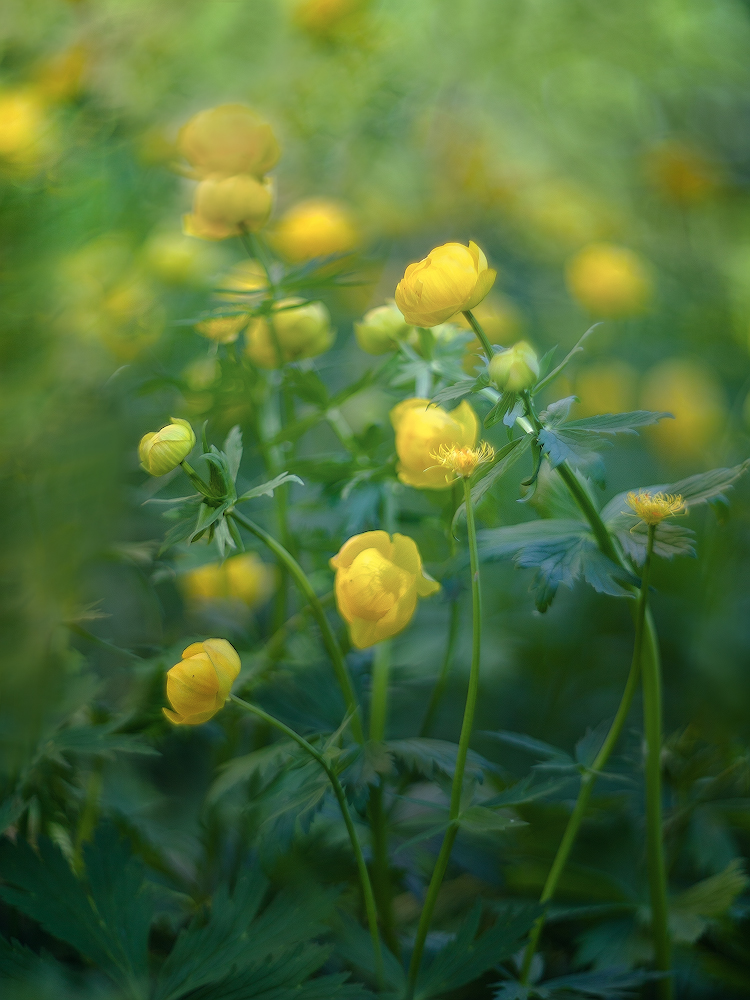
[458,805,526,834]
[43,725,158,757]
[386,738,495,782]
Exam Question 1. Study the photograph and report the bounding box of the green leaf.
[458,805,526,834]
[673,858,748,919]
[338,740,396,791]
[386,738,496,783]
[415,901,541,1000]
[189,499,230,542]
[532,322,602,397]
[334,918,405,993]
[537,427,607,486]
[481,774,576,809]
[284,369,330,407]
[42,724,158,758]
[481,730,574,766]
[431,376,486,407]
[0,931,54,982]
[223,425,243,482]
[0,796,26,834]
[207,740,300,802]
[563,410,671,434]
[534,966,662,998]
[237,471,304,503]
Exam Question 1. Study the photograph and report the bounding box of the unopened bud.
[488,341,539,393]
[354,301,412,355]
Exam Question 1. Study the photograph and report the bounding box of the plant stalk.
[229,509,363,743]
[406,476,483,998]
[640,524,672,998]
[462,310,494,359]
[231,695,383,988]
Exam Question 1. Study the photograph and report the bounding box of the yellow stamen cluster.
[430,441,495,479]
[626,491,685,525]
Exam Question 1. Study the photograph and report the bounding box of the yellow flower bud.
[330,531,439,649]
[177,104,280,180]
[390,398,478,490]
[183,174,274,241]
[354,301,413,355]
[163,638,241,726]
[489,341,539,393]
[181,553,276,609]
[245,298,334,368]
[640,358,726,460]
[271,198,360,263]
[138,418,195,476]
[566,243,651,317]
[395,241,496,327]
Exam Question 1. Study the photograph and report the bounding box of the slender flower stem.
[406,477,483,998]
[640,525,672,999]
[420,599,460,738]
[231,695,383,988]
[518,535,651,983]
[229,509,364,743]
[462,310,494,359]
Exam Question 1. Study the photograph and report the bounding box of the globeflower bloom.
[138,418,195,476]
[245,298,334,368]
[272,198,360,263]
[354,301,413,355]
[183,174,273,240]
[182,553,276,609]
[163,639,241,725]
[431,441,495,480]
[390,398,478,490]
[566,243,651,317]
[395,241,496,327]
[489,341,540,393]
[177,104,280,180]
[330,531,440,649]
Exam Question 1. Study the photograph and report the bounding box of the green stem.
[462,310,494,359]
[640,525,672,999]
[370,640,391,743]
[229,509,364,743]
[420,599,460,738]
[231,695,383,988]
[406,477,482,998]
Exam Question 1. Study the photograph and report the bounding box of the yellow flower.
[163,638,241,725]
[195,314,248,344]
[390,398,478,490]
[271,198,360,263]
[330,531,439,649]
[245,298,334,368]
[0,88,49,171]
[293,0,367,35]
[431,441,495,480]
[138,418,195,476]
[640,359,726,460]
[489,341,539,393]
[177,104,280,180]
[566,243,651,317]
[626,491,685,525]
[395,241,496,328]
[143,231,213,286]
[181,553,276,609]
[183,174,274,240]
[354,301,413,355]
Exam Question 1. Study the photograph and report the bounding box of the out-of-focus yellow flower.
[566,243,652,317]
[177,104,280,180]
[390,398,478,490]
[330,531,439,649]
[182,553,276,609]
[455,295,522,373]
[574,360,638,418]
[293,0,367,35]
[195,315,248,344]
[395,242,496,327]
[272,198,360,263]
[143,231,214,286]
[184,174,273,240]
[515,179,615,248]
[245,298,334,368]
[626,491,685,525]
[35,44,87,102]
[645,141,719,204]
[138,418,195,476]
[489,341,539,393]
[431,441,495,480]
[163,638,241,725]
[355,301,413,355]
[640,359,726,460]
[183,356,220,391]
[0,88,49,170]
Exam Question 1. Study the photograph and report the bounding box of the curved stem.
[406,477,482,998]
[640,526,672,999]
[462,310,494,359]
[231,695,383,988]
[229,509,364,743]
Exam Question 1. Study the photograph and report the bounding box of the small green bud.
[354,301,413,355]
[139,417,196,476]
[488,340,539,393]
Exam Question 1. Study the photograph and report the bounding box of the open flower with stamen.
[626,491,685,525]
[430,441,495,481]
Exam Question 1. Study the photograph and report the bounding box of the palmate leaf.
[0,931,54,982]
[478,520,634,612]
[415,901,541,1000]
[42,723,158,758]
[207,740,301,803]
[0,827,151,990]
[386,738,497,783]
[334,918,406,993]
[534,966,661,998]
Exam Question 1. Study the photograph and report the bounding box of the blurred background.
[2,0,750,994]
